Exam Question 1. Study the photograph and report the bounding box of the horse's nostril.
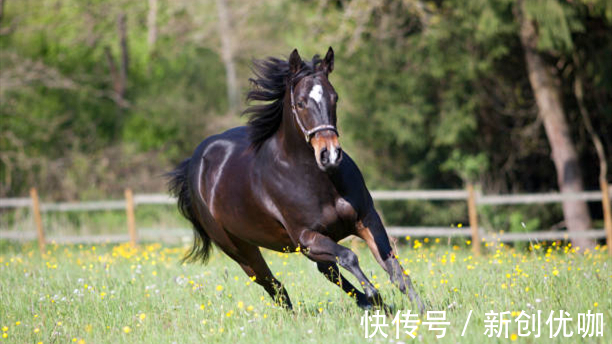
[320,147,329,165]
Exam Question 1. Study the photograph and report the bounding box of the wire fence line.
[1,185,611,255]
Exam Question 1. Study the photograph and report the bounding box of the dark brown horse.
[168,47,424,312]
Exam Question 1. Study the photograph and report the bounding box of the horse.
[168,47,424,312]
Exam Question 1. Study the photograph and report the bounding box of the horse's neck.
[261,131,315,170]
[256,123,323,175]
[274,108,317,165]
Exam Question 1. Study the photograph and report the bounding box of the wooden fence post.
[30,188,45,253]
[125,188,138,247]
[466,183,481,256]
[600,179,612,256]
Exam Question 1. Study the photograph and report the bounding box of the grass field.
[0,238,610,343]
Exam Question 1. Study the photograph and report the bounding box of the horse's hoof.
[415,299,427,316]
[356,294,373,309]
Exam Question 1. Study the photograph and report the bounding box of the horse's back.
[193,126,250,155]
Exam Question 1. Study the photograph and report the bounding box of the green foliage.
[479,204,563,234]
[330,0,516,188]
[0,0,228,198]
[123,47,227,156]
[1,0,611,233]
[377,200,468,228]
[441,151,489,182]
[524,0,583,52]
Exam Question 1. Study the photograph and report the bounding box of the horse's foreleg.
[356,212,425,314]
[298,230,382,306]
[316,262,371,308]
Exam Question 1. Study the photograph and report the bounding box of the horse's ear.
[318,46,334,75]
[289,49,302,75]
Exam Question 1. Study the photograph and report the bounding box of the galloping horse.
[169,47,424,311]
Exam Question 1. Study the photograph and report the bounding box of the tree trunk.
[104,46,120,95]
[118,12,128,98]
[516,0,593,249]
[574,54,612,255]
[216,0,239,113]
[147,0,158,51]
[103,13,129,109]
[0,0,5,24]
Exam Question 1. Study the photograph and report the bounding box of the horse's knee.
[337,249,359,269]
[297,230,316,249]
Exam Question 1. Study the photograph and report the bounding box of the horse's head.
[288,47,342,172]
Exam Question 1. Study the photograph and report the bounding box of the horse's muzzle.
[311,131,342,171]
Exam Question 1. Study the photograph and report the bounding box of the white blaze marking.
[329,147,338,163]
[309,84,323,103]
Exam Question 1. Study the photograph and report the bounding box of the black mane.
[243,54,322,149]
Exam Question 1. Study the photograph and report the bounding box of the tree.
[516,0,597,248]
[216,0,239,112]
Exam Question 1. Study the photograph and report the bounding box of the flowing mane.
[244,54,322,149]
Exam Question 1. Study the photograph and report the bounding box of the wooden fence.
[1,183,611,256]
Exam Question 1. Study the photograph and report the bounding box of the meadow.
[0,238,610,343]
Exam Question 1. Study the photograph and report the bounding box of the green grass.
[0,239,610,343]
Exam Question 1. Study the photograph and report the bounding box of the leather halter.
[289,78,339,143]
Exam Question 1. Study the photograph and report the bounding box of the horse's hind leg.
[202,223,293,309]
[237,251,293,310]
[218,236,292,309]
[316,262,371,309]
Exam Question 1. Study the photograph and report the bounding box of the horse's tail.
[167,157,213,264]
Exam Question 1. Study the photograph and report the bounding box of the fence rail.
[1,185,611,255]
[40,201,127,212]
[477,191,605,205]
[0,198,31,208]
[370,190,468,200]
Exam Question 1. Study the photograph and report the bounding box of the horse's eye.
[297,101,305,109]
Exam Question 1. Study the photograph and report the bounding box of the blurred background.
[1,0,611,246]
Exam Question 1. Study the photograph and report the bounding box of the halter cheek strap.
[290,82,339,143]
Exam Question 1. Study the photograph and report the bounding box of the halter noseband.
[290,78,338,143]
